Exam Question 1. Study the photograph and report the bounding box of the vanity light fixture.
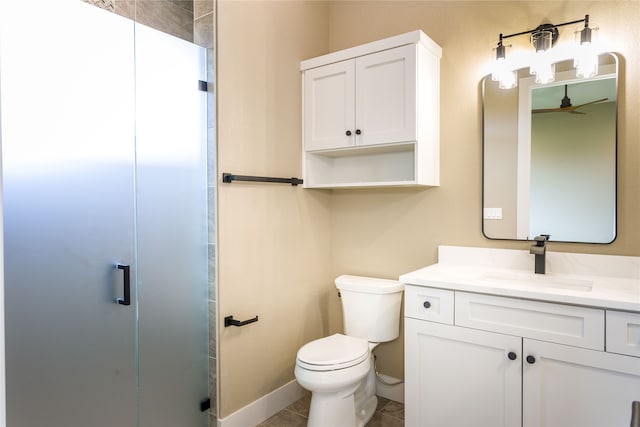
[574,15,599,78]
[491,40,517,89]
[529,26,556,84]
[492,14,599,89]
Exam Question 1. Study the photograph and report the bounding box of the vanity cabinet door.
[523,339,640,427]
[405,318,522,427]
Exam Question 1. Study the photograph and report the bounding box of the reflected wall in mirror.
[482,53,618,243]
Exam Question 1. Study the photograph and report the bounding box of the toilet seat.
[296,333,369,372]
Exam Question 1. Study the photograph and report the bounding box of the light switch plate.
[483,207,503,220]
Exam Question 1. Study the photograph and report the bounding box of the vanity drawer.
[455,292,604,350]
[606,310,640,357]
[404,285,454,324]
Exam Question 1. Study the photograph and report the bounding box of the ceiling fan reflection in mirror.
[532,84,608,114]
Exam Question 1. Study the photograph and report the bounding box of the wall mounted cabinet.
[301,31,441,188]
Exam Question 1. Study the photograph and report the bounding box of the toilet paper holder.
[224,315,259,327]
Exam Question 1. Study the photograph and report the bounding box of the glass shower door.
[134,22,209,427]
[1,1,209,426]
[1,1,138,426]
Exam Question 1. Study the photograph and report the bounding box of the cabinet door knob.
[423,301,431,309]
[508,352,517,360]
[355,129,362,135]
[346,130,352,136]
[526,355,536,364]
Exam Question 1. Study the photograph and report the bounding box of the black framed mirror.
[482,53,618,243]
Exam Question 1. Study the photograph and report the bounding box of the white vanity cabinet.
[301,30,441,188]
[404,286,640,427]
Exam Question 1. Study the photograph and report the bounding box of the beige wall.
[216,0,640,417]
[216,0,332,417]
[328,0,639,381]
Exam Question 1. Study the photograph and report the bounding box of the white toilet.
[294,275,404,427]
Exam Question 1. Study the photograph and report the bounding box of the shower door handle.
[116,264,131,306]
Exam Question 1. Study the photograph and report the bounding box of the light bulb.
[498,69,518,89]
[575,51,598,78]
[533,62,555,84]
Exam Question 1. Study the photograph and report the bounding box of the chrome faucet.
[530,234,551,274]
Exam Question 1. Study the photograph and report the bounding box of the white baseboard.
[216,374,404,427]
[217,380,306,427]
[375,374,404,403]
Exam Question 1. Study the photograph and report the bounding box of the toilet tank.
[335,275,404,343]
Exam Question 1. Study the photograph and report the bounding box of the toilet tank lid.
[335,275,404,294]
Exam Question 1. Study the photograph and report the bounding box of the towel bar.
[222,173,302,186]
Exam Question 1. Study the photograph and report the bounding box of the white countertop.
[400,246,640,312]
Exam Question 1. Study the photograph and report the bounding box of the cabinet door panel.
[523,339,640,427]
[303,60,355,151]
[405,318,522,427]
[356,44,417,146]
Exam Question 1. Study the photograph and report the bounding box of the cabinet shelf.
[304,142,429,188]
[306,141,415,157]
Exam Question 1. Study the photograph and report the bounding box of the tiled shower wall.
[81,0,214,47]
[82,0,217,420]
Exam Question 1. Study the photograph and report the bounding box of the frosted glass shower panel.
[134,24,209,427]
[1,1,137,426]
[0,1,136,171]
[1,2,210,426]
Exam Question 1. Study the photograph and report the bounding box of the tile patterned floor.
[257,393,404,427]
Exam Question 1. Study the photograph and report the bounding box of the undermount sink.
[480,271,594,292]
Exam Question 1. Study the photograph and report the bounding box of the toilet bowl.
[295,334,376,427]
[294,275,404,427]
